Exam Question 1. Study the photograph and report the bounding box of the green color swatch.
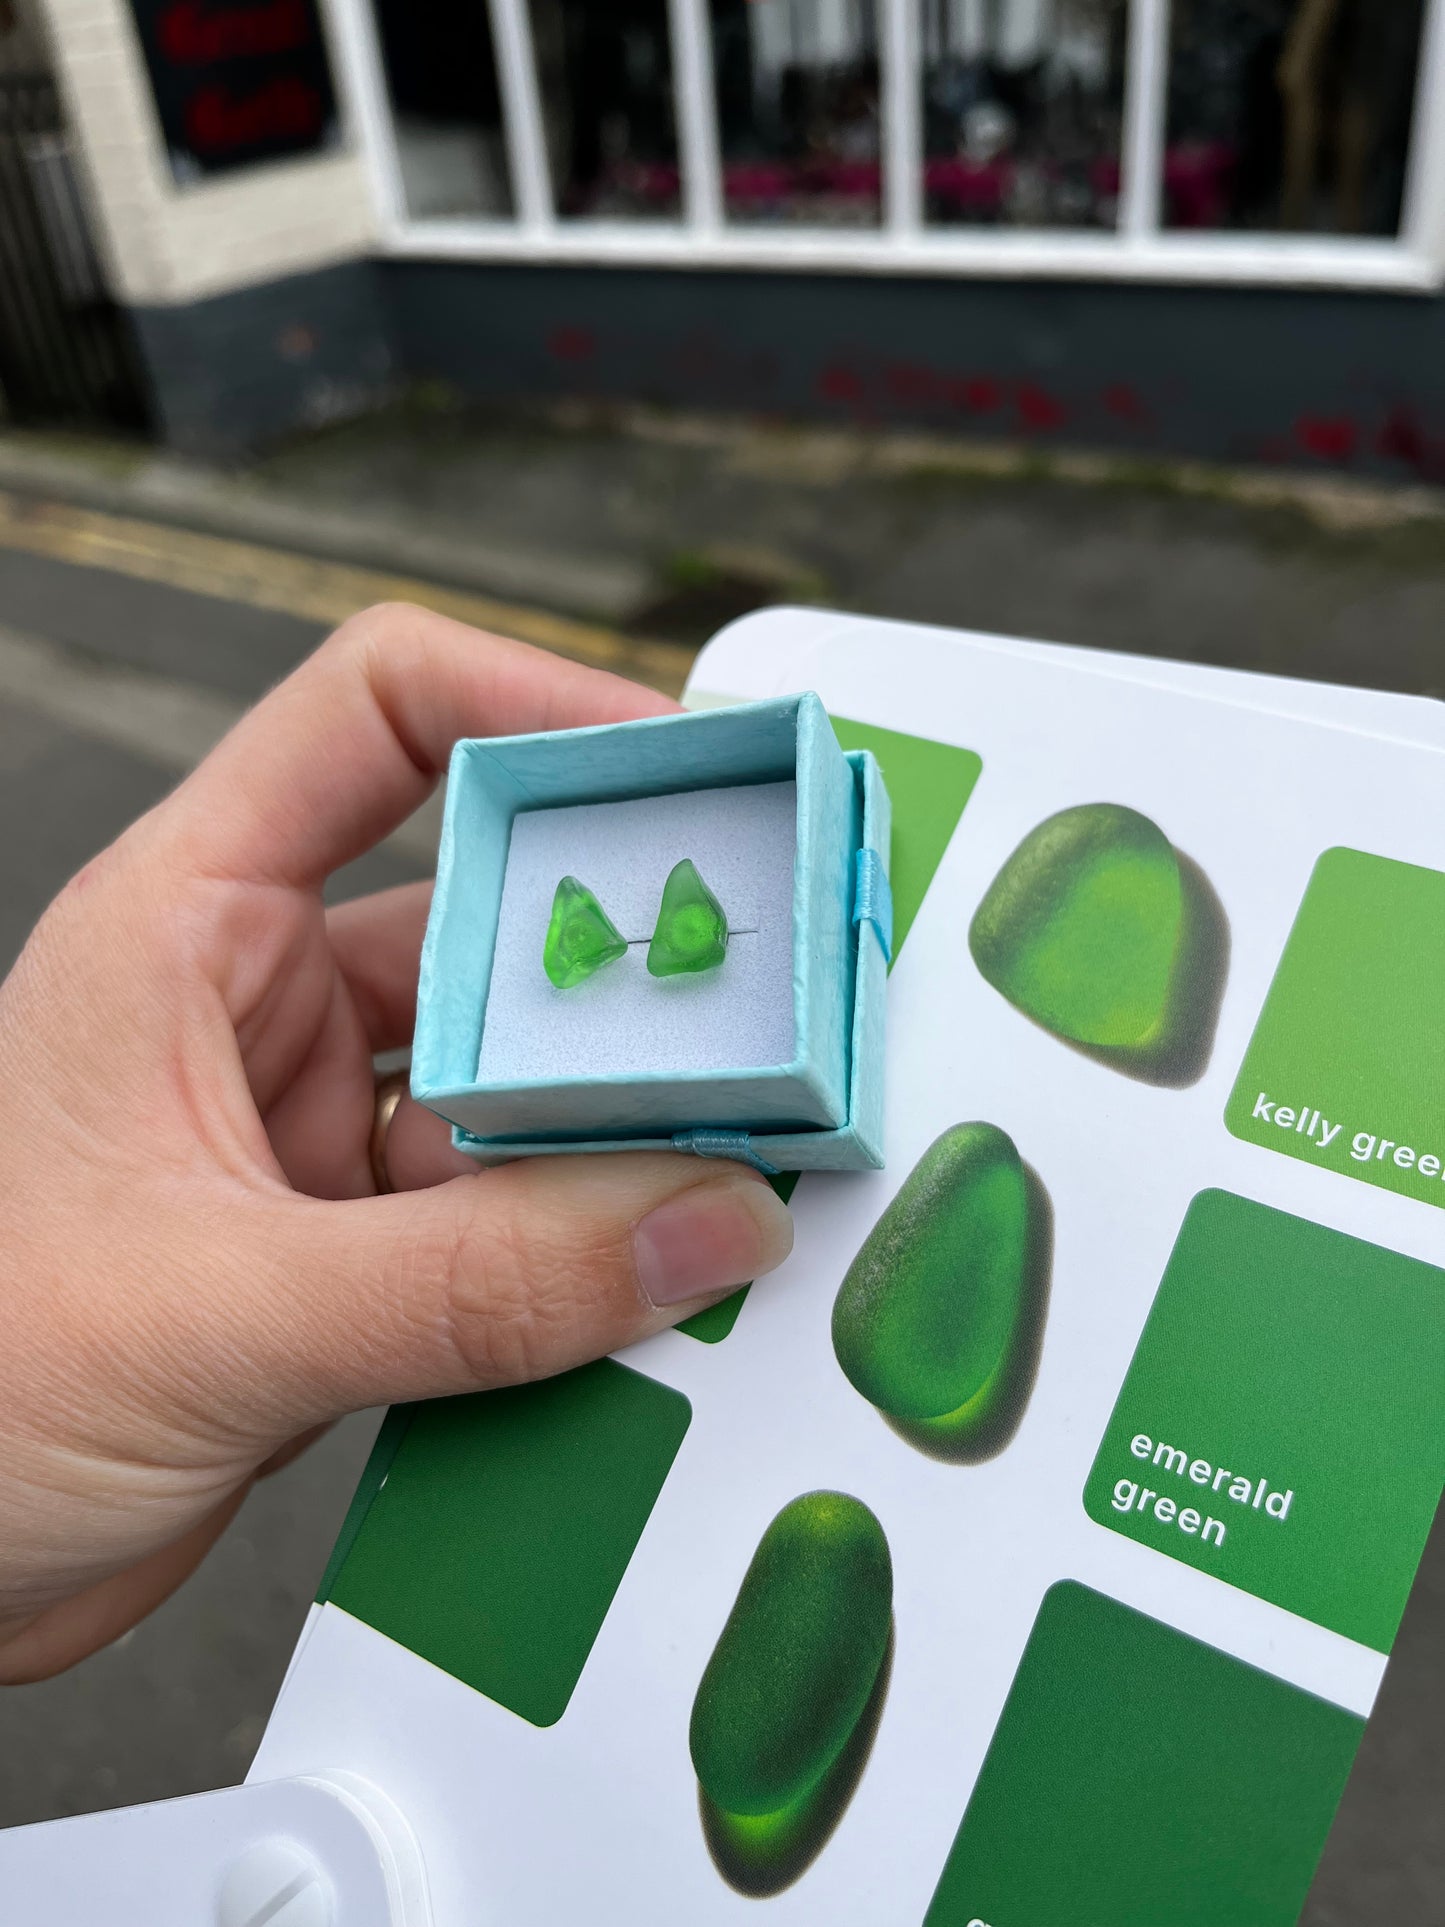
[690,1492,893,1895]
[970,803,1183,1049]
[925,1581,1364,1927]
[328,1360,691,1725]
[832,1122,1048,1458]
[647,857,729,976]
[679,716,983,1345]
[829,716,983,958]
[1226,847,1445,1212]
[1084,1190,1445,1653]
[676,1172,798,1342]
[675,1290,750,1344]
[543,874,627,988]
[315,1402,414,1605]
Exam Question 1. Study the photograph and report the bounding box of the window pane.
[374,0,513,219]
[1164,0,1425,235]
[711,0,883,227]
[922,0,1127,228]
[530,0,682,219]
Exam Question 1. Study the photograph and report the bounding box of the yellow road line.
[0,490,694,696]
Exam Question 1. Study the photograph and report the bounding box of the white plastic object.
[0,1771,431,1927]
[217,1836,330,1927]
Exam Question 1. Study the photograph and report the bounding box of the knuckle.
[435,1188,633,1388]
[334,601,428,661]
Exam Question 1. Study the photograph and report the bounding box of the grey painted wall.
[130,253,1445,480]
[379,260,1445,481]
[131,259,394,458]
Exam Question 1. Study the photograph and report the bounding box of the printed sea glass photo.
[832,1122,1052,1462]
[968,802,1229,1085]
[690,1492,894,1896]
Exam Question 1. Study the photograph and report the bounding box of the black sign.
[126,0,340,181]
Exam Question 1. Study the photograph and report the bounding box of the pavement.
[8,397,1445,697]
[0,402,1439,1925]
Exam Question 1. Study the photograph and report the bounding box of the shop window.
[710,0,883,226]
[529,0,681,219]
[357,0,1444,287]
[372,0,513,218]
[1164,0,1426,234]
[921,0,1128,228]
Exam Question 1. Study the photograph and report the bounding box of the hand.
[0,605,793,1681]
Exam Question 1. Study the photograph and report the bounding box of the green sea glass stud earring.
[647,858,728,977]
[543,875,628,989]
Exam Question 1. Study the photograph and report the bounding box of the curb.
[0,486,697,697]
[544,399,1445,538]
[0,431,652,625]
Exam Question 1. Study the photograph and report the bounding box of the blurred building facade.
[4,0,1445,475]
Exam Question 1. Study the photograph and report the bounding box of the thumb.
[237,1155,793,1426]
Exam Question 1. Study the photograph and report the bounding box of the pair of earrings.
[544,859,729,988]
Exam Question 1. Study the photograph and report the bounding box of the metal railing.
[0,72,149,430]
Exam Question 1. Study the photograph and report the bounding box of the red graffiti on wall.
[547,326,596,363]
[818,362,866,405]
[949,376,1003,415]
[885,361,939,404]
[1103,382,1149,424]
[1015,383,1067,432]
[1294,415,1358,461]
[1377,406,1428,470]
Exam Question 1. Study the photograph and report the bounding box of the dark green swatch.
[328,1360,691,1726]
[925,1581,1364,1927]
[315,1402,414,1605]
[1085,1190,1445,1653]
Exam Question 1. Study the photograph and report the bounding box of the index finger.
[169,603,682,886]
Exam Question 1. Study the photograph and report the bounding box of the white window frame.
[323,0,1445,291]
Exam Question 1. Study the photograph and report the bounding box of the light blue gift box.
[412,693,891,1174]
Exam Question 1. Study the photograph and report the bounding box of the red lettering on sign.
[186,75,322,151]
[160,0,311,64]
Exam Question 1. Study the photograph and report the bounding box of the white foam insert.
[478,781,797,1083]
